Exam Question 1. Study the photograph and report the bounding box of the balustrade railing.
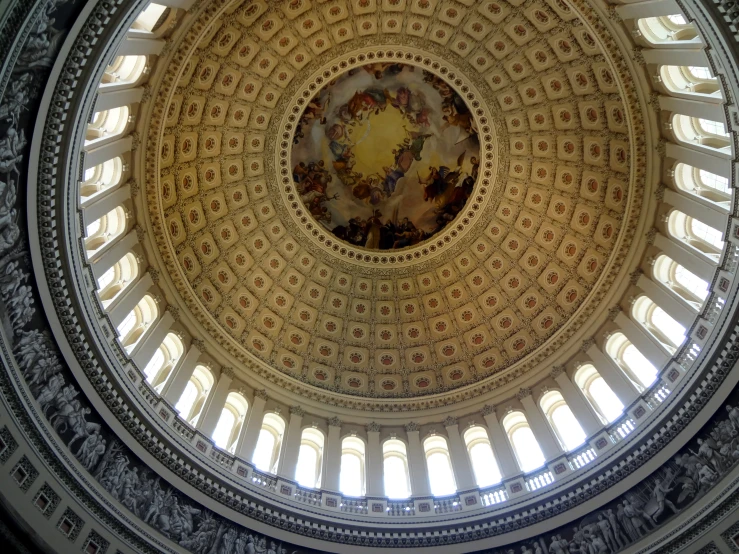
[387,499,415,516]
[433,495,462,514]
[525,469,554,491]
[251,470,277,491]
[569,447,597,469]
[340,497,368,514]
[294,486,322,505]
[480,485,507,506]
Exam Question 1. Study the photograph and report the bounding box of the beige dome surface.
[142,0,647,409]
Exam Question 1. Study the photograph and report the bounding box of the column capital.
[366,421,381,433]
[253,389,268,401]
[580,338,596,352]
[328,416,342,428]
[404,421,420,432]
[290,405,305,417]
[221,366,235,379]
[608,304,622,320]
[481,404,495,416]
[191,338,205,352]
[516,387,532,400]
[443,416,458,427]
[550,365,565,379]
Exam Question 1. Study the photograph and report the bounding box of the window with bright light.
[252,413,285,473]
[295,428,324,488]
[574,364,624,423]
[84,206,127,255]
[339,436,366,497]
[423,436,456,496]
[97,253,139,307]
[174,365,213,424]
[210,392,248,452]
[141,333,184,390]
[104,55,148,84]
[667,210,724,260]
[632,296,686,351]
[463,426,501,487]
[606,332,658,390]
[81,156,124,201]
[212,409,236,450]
[697,169,730,194]
[383,439,411,498]
[540,391,587,451]
[653,253,709,306]
[118,294,158,353]
[697,118,729,137]
[502,412,546,472]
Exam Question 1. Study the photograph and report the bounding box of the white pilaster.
[322,419,343,492]
[131,310,174,368]
[197,370,233,438]
[615,311,671,366]
[94,87,144,112]
[116,36,165,57]
[654,231,717,282]
[236,393,267,460]
[89,231,138,279]
[83,135,132,169]
[162,344,201,405]
[106,272,153,328]
[663,189,729,234]
[444,420,476,491]
[552,369,602,436]
[82,184,130,227]
[665,143,731,178]
[481,407,520,478]
[405,424,431,496]
[519,391,562,460]
[365,424,383,496]
[586,344,641,403]
[277,407,304,479]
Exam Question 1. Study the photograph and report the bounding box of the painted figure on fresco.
[291,63,481,250]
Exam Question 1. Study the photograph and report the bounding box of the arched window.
[295,428,324,488]
[117,294,158,352]
[637,15,698,45]
[131,2,168,32]
[653,253,709,308]
[97,252,139,307]
[672,163,731,209]
[86,106,131,144]
[667,209,724,261]
[142,332,184,391]
[212,392,248,453]
[463,426,502,487]
[423,436,456,496]
[632,295,686,353]
[103,55,148,85]
[659,65,721,99]
[539,391,587,451]
[81,156,125,201]
[175,365,213,425]
[502,412,546,472]
[606,332,658,390]
[382,439,411,498]
[252,413,285,474]
[672,114,731,154]
[85,206,127,255]
[574,364,624,423]
[340,436,366,497]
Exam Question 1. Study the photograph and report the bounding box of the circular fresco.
[291,62,481,251]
